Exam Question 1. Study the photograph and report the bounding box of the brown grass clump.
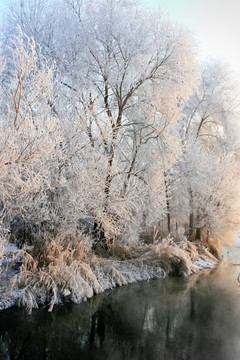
[106,241,142,260]
[203,237,222,260]
[150,236,218,276]
[9,234,99,313]
[150,237,197,276]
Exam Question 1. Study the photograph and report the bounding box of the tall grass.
[7,234,167,313]
[150,235,218,276]
[2,232,219,313]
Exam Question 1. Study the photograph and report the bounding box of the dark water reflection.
[1,262,240,360]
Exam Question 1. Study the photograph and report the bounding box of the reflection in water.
[0,264,240,359]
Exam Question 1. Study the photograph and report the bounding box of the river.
[0,245,240,359]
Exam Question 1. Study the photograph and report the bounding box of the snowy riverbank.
[0,237,219,313]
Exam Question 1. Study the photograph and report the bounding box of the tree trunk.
[164,172,171,234]
[188,188,194,241]
[195,226,201,240]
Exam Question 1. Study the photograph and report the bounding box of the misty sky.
[0,0,240,79]
[142,0,240,79]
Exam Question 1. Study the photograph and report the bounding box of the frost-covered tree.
[183,60,240,147]
[4,0,198,245]
[2,1,240,250]
[171,61,240,242]
[0,29,62,243]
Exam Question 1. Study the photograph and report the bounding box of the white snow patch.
[194,259,217,270]
[4,244,19,254]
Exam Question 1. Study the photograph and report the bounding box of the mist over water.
[0,253,240,360]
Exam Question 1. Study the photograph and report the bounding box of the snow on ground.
[194,259,217,270]
[4,244,19,254]
[0,243,22,310]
